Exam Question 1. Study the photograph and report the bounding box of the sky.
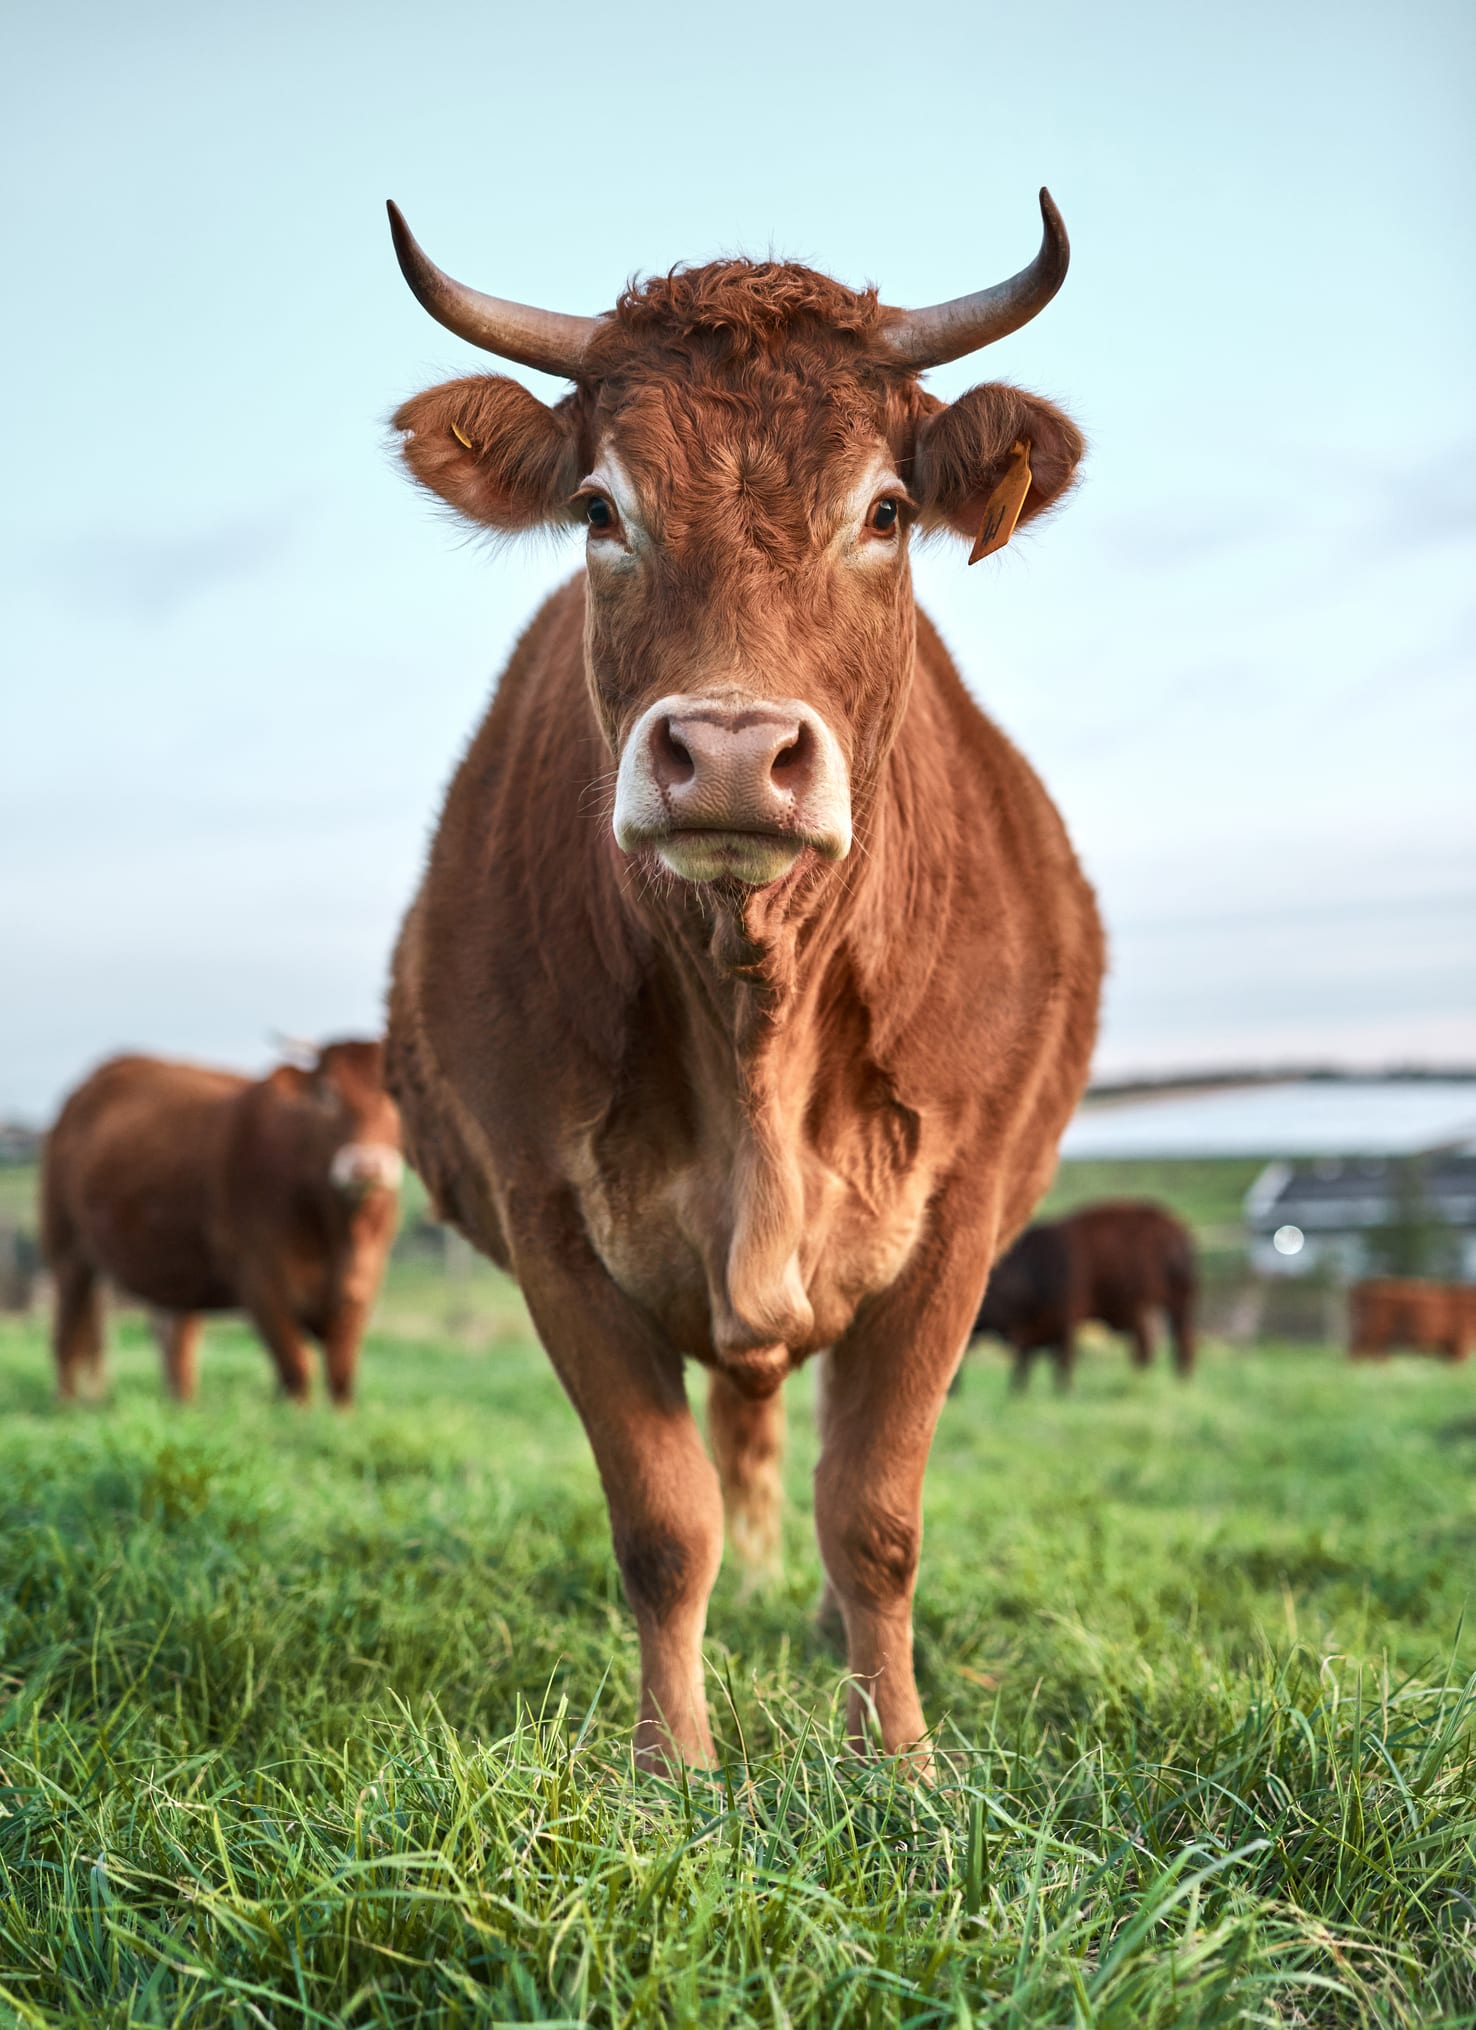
[3,0,1473,1119]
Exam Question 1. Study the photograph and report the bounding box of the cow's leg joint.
[822,1497,919,1610]
[615,1524,703,1622]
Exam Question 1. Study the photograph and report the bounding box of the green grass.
[1,1280,1475,2026]
[0,1164,40,1229]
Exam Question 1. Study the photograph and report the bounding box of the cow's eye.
[585,493,616,532]
[867,497,901,534]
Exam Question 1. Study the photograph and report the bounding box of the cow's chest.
[574,1053,933,1370]
[277,1228,335,1328]
[276,1201,395,1329]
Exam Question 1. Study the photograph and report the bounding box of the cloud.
[47,508,297,622]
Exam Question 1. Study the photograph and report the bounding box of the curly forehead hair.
[582,259,895,377]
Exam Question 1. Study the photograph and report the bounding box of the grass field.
[1,1264,1474,2028]
[0,1165,39,1229]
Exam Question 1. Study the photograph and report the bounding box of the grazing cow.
[383,192,1103,1771]
[42,1041,402,1404]
[1349,1278,1475,1361]
[969,1200,1198,1392]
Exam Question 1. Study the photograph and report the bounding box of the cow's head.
[272,1038,405,1199]
[390,198,1083,897]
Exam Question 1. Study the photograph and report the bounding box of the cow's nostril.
[770,722,811,788]
[653,717,695,787]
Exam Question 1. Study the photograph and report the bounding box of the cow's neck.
[646,844,846,1049]
[628,802,916,1391]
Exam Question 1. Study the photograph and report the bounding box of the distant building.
[1244,1151,1476,1280]
[1059,1076,1476,1283]
[0,1122,41,1166]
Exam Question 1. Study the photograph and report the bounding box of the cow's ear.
[914,384,1084,556]
[392,375,583,531]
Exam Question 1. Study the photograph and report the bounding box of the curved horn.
[880,189,1070,370]
[386,201,603,379]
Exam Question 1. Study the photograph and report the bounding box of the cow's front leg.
[243,1284,314,1402]
[151,1310,202,1402]
[320,1295,371,1406]
[514,1208,724,1772]
[814,1211,991,1772]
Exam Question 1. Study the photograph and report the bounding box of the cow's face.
[392,247,1083,896]
[279,1040,404,1199]
[576,364,926,889]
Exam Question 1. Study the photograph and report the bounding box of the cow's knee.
[614,1528,691,1620]
[613,1503,721,1627]
[817,1487,920,1614]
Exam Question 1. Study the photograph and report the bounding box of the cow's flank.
[1350,1279,1476,1362]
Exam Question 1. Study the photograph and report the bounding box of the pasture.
[1,1260,1473,2028]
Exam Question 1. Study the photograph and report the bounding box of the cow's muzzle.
[613,695,851,887]
[330,1142,405,1197]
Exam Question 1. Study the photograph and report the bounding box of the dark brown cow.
[42,1041,402,1404]
[970,1200,1198,1391]
[383,194,1103,1770]
[1349,1278,1475,1361]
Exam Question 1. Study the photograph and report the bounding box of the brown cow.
[383,193,1103,1771]
[970,1200,1198,1392]
[42,1041,403,1404]
[1349,1278,1475,1361]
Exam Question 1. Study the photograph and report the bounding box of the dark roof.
[1246,1155,1476,1235]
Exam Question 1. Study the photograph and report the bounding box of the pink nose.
[645,703,819,831]
[613,691,853,880]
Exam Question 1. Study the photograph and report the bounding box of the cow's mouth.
[612,693,853,889]
[329,1143,406,1198]
[648,827,817,887]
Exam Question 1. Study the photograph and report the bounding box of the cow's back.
[43,1055,245,1311]
[1066,1201,1194,1329]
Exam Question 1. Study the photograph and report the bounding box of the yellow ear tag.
[968,438,1032,565]
[450,422,473,450]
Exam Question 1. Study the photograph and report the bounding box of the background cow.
[1349,1278,1475,1361]
[383,194,1103,1771]
[42,1040,402,1404]
[970,1200,1198,1391]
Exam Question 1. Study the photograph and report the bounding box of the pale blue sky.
[3,0,1473,1117]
